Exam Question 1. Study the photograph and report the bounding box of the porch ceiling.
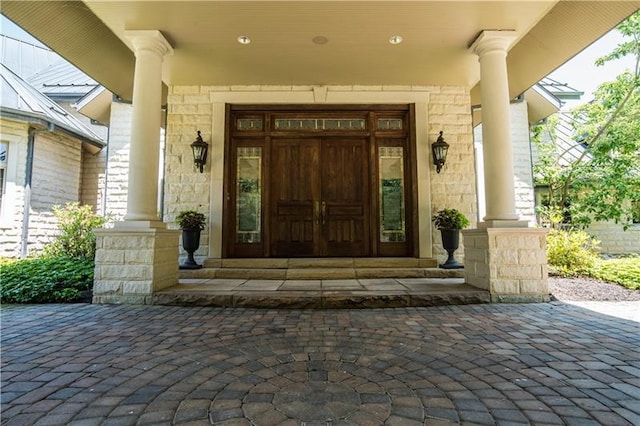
[2,1,639,104]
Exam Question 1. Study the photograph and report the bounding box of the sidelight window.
[236,147,262,243]
[379,147,406,242]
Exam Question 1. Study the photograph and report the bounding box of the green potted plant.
[432,208,470,269]
[176,210,206,269]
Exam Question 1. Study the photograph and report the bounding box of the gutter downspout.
[20,127,35,258]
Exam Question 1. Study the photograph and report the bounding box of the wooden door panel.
[322,139,369,256]
[270,139,320,257]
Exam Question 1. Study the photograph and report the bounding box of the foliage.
[432,208,470,230]
[546,229,600,276]
[591,256,640,290]
[43,202,107,259]
[532,11,640,230]
[0,256,94,303]
[176,210,206,230]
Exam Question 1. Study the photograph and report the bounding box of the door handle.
[321,201,327,225]
[314,201,320,225]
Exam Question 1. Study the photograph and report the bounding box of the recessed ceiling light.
[312,35,329,45]
[237,36,251,45]
[389,35,403,45]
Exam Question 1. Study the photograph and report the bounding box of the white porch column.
[93,30,179,305]
[470,31,520,224]
[121,30,173,227]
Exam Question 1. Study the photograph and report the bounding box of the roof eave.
[0,106,106,149]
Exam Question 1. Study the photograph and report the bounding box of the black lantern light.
[431,131,449,174]
[191,130,208,173]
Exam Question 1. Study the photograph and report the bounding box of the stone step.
[153,280,489,309]
[202,257,438,269]
[180,267,464,280]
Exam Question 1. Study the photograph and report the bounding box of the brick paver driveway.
[1,303,639,425]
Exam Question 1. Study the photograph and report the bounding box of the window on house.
[0,142,7,212]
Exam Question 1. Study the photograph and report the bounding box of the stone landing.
[155,258,490,308]
[154,277,490,309]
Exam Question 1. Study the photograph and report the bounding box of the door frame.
[222,104,418,258]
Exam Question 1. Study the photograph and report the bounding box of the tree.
[532,11,640,230]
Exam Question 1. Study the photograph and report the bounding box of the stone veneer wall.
[0,118,107,258]
[510,101,536,225]
[474,100,536,225]
[93,228,180,304]
[163,85,477,263]
[103,101,133,222]
[28,131,83,254]
[0,119,29,258]
[426,87,477,264]
[463,227,549,302]
[588,222,640,254]
[81,149,107,216]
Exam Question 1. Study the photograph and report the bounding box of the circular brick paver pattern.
[271,382,363,421]
[1,303,639,425]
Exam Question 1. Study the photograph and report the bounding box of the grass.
[590,256,640,290]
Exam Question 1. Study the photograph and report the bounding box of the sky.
[1,15,635,109]
[547,30,635,108]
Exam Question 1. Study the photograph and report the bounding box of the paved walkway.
[1,302,639,425]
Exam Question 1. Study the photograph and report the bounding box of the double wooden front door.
[224,105,416,258]
[271,138,368,257]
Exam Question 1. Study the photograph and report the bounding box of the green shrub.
[432,208,470,230]
[43,202,107,259]
[591,257,640,290]
[546,229,600,276]
[0,257,94,303]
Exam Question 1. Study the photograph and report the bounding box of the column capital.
[125,30,174,57]
[469,30,517,57]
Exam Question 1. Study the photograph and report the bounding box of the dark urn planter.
[180,229,202,270]
[439,228,464,269]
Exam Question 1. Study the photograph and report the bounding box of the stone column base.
[93,227,180,304]
[462,227,549,303]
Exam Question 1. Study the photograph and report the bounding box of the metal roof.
[538,78,585,101]
[0,63,105,148]
[0,34,58,80]
[27,59,98,98]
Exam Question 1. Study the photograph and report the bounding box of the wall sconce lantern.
[431,131,449,174]
[191,130,208,173]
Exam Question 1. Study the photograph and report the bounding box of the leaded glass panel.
[377,118,403,130]
[236,147,262,243]
[379,147,406,242]
[274,118,366,131]
[236,118,263,131]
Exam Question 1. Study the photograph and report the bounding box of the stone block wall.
[510,101,536,225]
[588,222,640,254]
[426,86,476,264]
[474,100,536,226]
[0,118,108,258]
[165,85,477,262]
[93,228,180,304]
[27,131,82,254]
[104,101,133,222]
[0,119,28,258]
[81,149,107,216]
[463,227,549,302]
